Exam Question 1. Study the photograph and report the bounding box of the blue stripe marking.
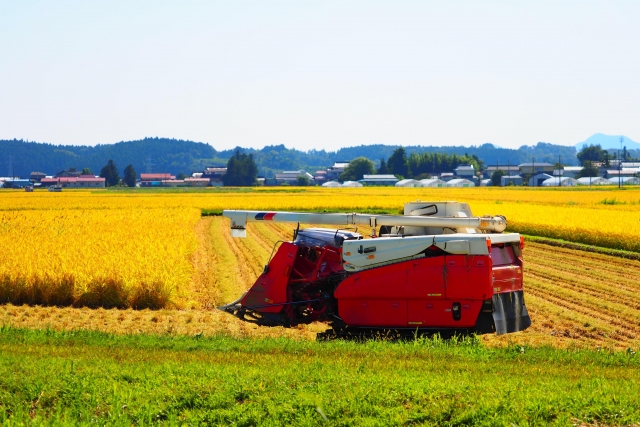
[255,212,266,220]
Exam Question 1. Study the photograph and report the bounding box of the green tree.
[491,169,506,187]
[387,147,409,178]
[577,161,599,178]
[177,172,186,180]
[577,145,605,163]
[471,155,485,172]
[82,168,92,175]
[340,157,375,181]
[123,164,137,187]
[296,174,310,186]
[99,159,120,187]
[414,172,431,180]
[377,158,389,174]
[223,150,258,186]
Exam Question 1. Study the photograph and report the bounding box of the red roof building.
[41,177,105,188]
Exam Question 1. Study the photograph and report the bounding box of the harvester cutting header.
[219,201,530,338]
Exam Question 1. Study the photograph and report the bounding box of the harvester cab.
[219,201,531,338]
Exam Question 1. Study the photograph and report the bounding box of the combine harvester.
[219,201,531,338]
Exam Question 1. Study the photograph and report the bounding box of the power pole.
[144,156,155,174]
[558,154,561,186]
[619,136,623,188]
[7,154,14,180]
[532,157,535,187]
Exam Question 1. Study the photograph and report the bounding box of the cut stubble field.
[2,214,640,351]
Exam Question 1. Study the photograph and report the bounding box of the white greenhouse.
[609,176,640,185]
[576,177,612,186]
[321,181,341,187]
[341,181,363,187]
[419,178,447,188]
[479,179,491,187]
[541,177,577,187]
[446,178,475,188]
[395,179,423,187]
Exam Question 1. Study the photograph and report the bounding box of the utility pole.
[7,154,14,181]
[558,154,561,186]
[619,136,623,188]
[532,157,535,187]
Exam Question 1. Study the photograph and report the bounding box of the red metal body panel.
[444,255,493,300]
[335,255,492,328]
[407,300,482,328]
[339,299,408,327]
[240,242,298,313]
[406,257,446,298]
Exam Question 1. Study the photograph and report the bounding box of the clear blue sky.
[1,1,638,151]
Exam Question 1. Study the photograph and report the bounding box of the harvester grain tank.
[219,202,531,338]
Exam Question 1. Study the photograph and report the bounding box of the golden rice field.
[1,187,639,350]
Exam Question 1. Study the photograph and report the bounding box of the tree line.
[339,147,484,181]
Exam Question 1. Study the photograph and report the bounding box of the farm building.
[519,162,554,175]
[313,170,328,184]
[2,179,33,189]
[606,169,639,178]
[321,181,341,187]
[395,179,422,187]
[500,176,523,186]
[140,173,175,187]
[479,179,491,187]
[184,178,210,187]
[483,165,520,179]
[201,167,227,186]
[542,177,577,187]
[341,181,363,188]
[29,172,46,182]
[326,162,350,181]
[528,173,553,187]
[576,177,611,186]
[359,175,399,186]
[563,166,583,178]
[161,180,184,187]
[446,179,475,188]
[274,170,313,186]
[41,176,106,188]
[419,178,446,187]
[453,164,475,178]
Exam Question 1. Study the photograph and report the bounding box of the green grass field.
[1,327,638,426]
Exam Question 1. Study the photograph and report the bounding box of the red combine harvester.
[219,201,531,338]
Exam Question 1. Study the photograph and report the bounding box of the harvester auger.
[218,201,531,339]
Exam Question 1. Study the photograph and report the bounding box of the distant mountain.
[0,138,578,179]
[575,134,640,151]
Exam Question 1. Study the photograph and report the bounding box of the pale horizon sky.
[1,1,639,151]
